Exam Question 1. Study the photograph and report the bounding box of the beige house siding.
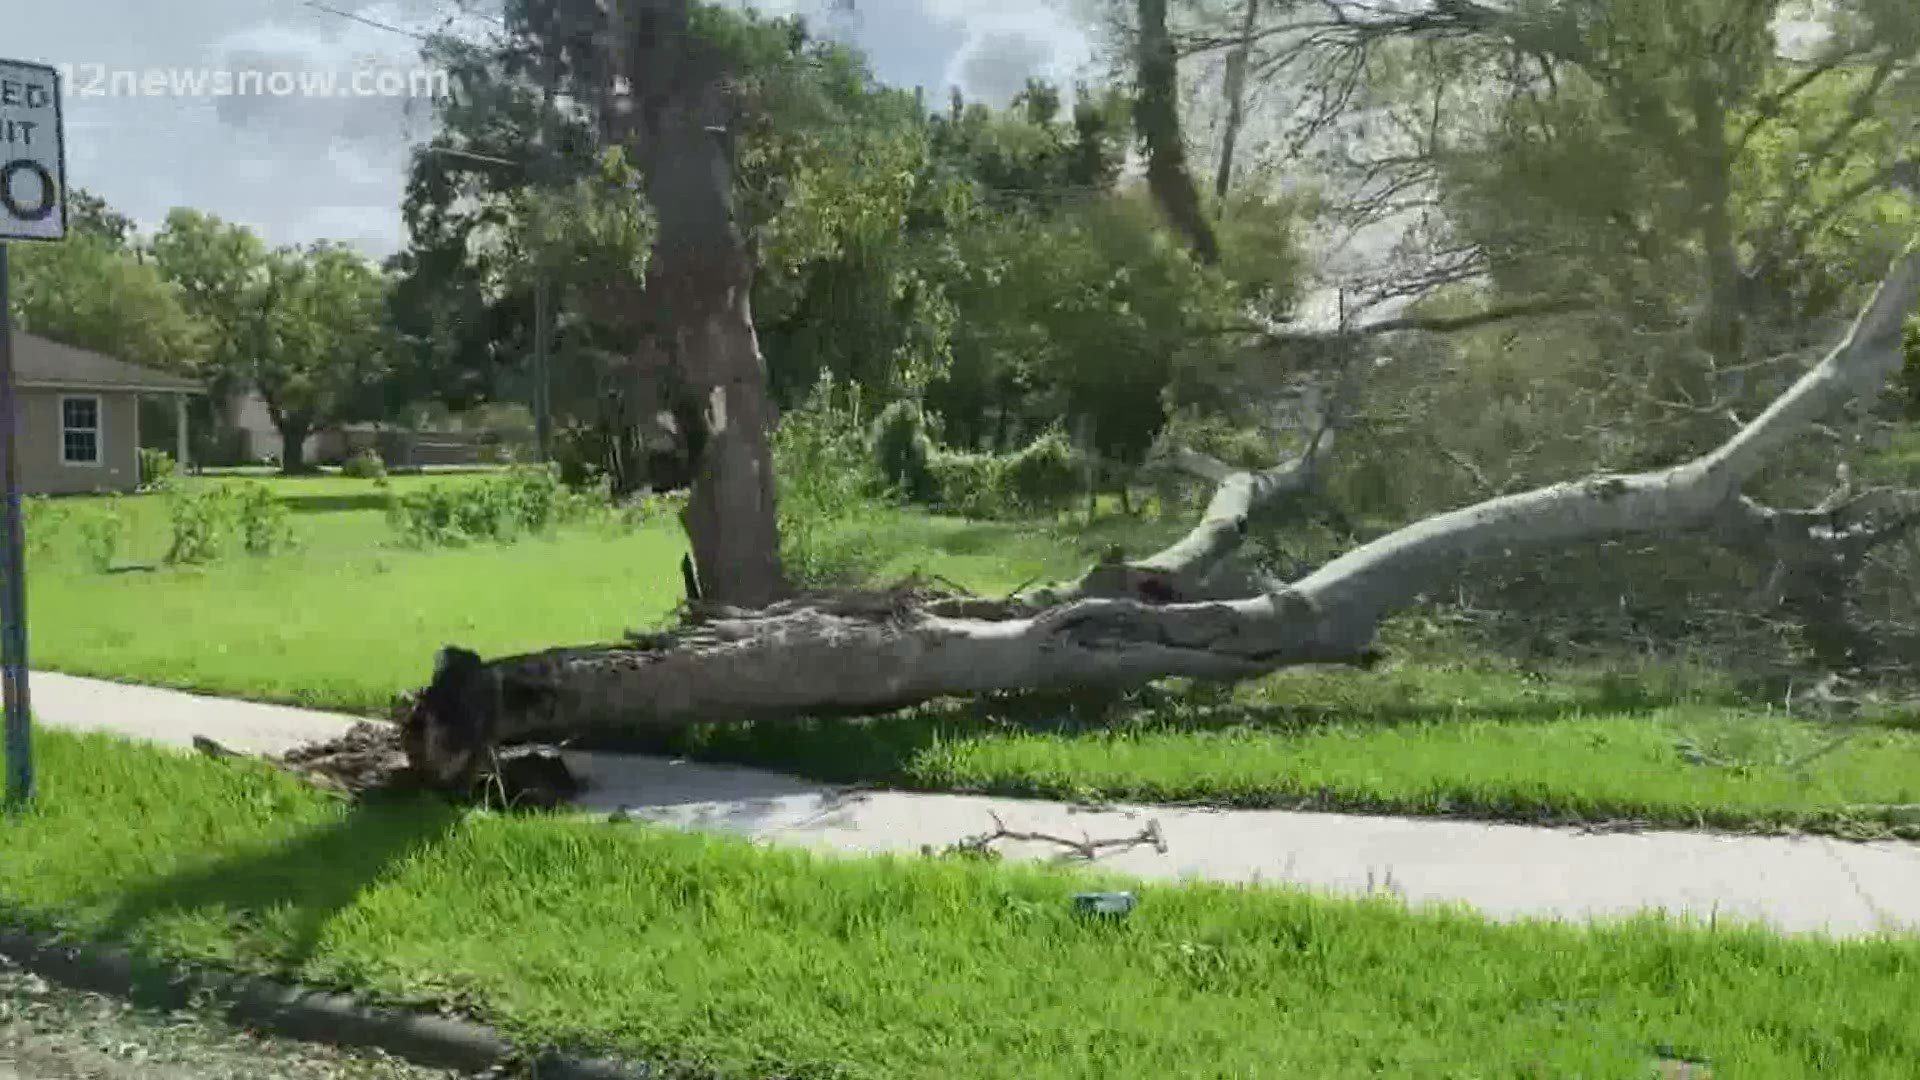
[17,388,140,495]
[227,390,320,464]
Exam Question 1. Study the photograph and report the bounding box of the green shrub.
[868,399,937,503]
[502,464,570,532]
[76,504,126,573]
[340,448,387,480]
[918,431,1083,519]
[385,486,462,547]
[235,483,296,555]
[1001,428,1082,512]
[384,465,580,548]
[551,425,604,490]
[166,486,240,564]
[775,373,885,587]
[927,450,1008,518]
[138,448,177,490]
[24,497,69,561]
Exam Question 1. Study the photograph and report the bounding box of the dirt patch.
[274,723,416,795]
[198,724,584,812]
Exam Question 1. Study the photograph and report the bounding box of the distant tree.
[7,190,208,375]
[248,243,396,473]
[151,209,271,402]
[66,188,139,247]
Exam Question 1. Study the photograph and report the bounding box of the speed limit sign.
[0,59,65,242]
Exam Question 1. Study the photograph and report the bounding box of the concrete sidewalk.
[26,671,1920,939]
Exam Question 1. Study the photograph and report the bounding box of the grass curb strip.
[0,924,645,1079]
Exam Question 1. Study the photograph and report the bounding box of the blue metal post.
[0,241,33,809]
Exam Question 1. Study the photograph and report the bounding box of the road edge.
[0,924,646,1079]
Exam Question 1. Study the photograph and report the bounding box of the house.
[11,331,202,495]
[224,389,516,469]
[225,389,318,466]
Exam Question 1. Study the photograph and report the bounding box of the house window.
[61,396,101,465]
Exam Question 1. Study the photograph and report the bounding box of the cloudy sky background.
[13,0,1098,258]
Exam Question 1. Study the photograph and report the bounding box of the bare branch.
[1296,242,1920,621]
[1733,46,1870,153]
[935,813,1169,863]
[1344,295,1590,336]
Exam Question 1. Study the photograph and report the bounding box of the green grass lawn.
[23,473,692,713]
[5,729,1920,1079]
[674,664,1920,837]
[22,473,1920,836]
[21,474,1156,713]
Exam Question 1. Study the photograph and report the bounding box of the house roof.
[10,331,204,394]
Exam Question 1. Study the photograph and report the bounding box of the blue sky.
[12,1,1096,256]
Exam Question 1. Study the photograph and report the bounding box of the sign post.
[0,58,67,809]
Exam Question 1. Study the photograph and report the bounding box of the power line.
[422,144,526,168]
[300,0,434,41]
[298,0,502,43]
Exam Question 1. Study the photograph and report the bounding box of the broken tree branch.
[400,241,1920,790]
[934,813,1169,862]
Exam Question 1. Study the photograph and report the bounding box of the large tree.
[7,238,208,378]
[154,214,397,472]
[150,209,269,392]
[7,189,208,375]
[246,243,396,473]
[391,0,1920,790]
[404,239,1920,785]
[393,0,917,515]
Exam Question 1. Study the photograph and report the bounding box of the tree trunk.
[1136,0,1222,265]
[1691,82,1745,377]
[278,427,310,474]
[614,0,785,607]
[1213,0,1259,204]
[397,244,1920,787]
[265,406,313,475]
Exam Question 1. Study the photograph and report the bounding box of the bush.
[138,448,177,490]
[926,451,1007,518]
[917,430,1083,520]
[77,503,126,572]
[868,399,937,503]
[1152,411,1283,472]
[774,373,886,587]
[1001,428,1082,512]
[384,465,582,548]
[166,486,239,564]
[551,425,604,490]
[340,448,387,480]
[25,497,69,560]
[500,464,570,532]
[235,483,296,555]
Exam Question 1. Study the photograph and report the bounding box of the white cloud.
[16,0,1094,257]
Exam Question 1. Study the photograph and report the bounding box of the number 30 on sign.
[0,59,66,242]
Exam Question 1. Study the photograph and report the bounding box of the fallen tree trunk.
[403,243,1920,788]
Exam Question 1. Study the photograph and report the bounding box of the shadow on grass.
[100,792,463,968]
[928,523,1019,557]
[649,665,1871,794]
[634,679,1694,790]
[275,494,396,516]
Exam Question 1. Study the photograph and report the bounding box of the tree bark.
[1213,0,1259,204]
[1136,0,1222,265]
[612,0,785,607]
[264,404,313,475]
[397,243,1920,787]
[1690,79,1745,383]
